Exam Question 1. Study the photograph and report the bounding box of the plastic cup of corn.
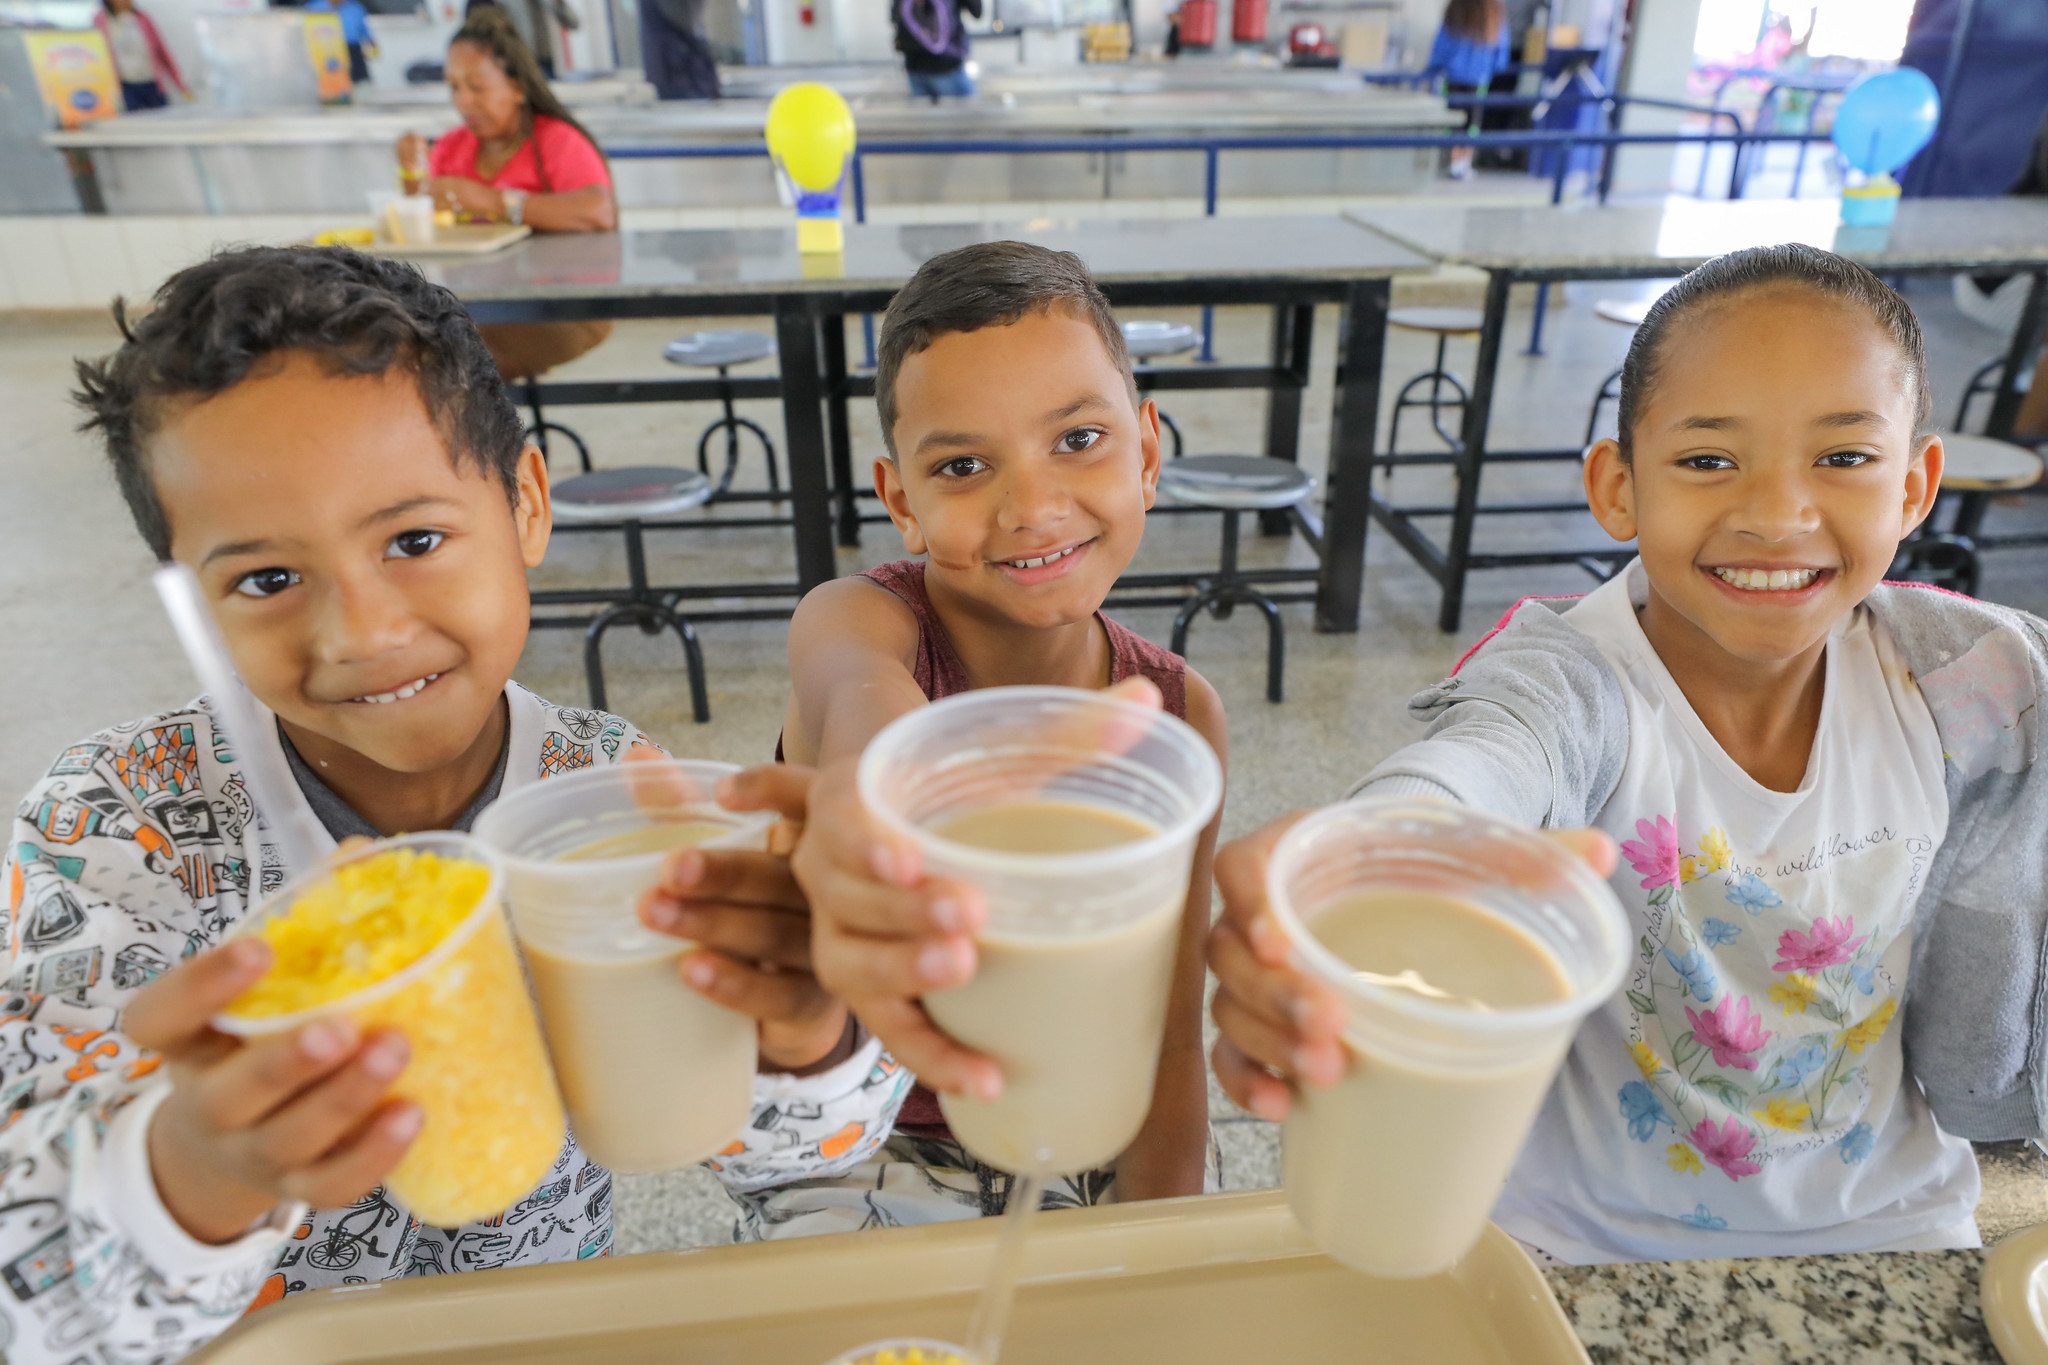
[824,1341,975,1365]
[213,831,566,1228]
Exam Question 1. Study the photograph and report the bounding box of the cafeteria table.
[1346,196,2048,631]
[430,216,1432,632]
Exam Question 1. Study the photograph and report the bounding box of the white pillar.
[1611,0,1705,197]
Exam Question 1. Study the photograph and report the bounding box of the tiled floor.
[5,268,2044,1258]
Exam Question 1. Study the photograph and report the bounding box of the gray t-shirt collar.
[279,722,510,841]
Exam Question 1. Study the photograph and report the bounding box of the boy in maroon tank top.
[749,242,1228,1237]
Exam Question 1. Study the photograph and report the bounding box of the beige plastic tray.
[1983,1222,2048,1364]
[365,224,533,257]
[187,1190,1589,1365]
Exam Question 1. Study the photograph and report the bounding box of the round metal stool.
[662,329,780,498]
[1387,307,1484,454]
[1123,320,1201,459]
[519,374,593,472]
[1158,455,1316,703]
[551,466,717,723]
[1891,433,2045,597]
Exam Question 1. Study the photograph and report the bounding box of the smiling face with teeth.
[151,353,552,829]
[877,308,1161,643]
[1583,285,1941,676]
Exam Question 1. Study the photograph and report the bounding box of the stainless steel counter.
[43,68,1458,215]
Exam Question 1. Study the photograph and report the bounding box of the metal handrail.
[605,124,1836,363]
[604,126,1836,221]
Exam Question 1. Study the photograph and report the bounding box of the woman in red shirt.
[396,9,615,378]
[396,7,614,235]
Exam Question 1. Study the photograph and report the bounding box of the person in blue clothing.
[894,0,981,100]
[304,0,378,83]
[1425,0,1511,178]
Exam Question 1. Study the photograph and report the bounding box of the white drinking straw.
[152,562,328,883]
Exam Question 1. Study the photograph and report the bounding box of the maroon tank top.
[858,559,1190,1141]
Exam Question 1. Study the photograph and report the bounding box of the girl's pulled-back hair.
[1616,243,1931,461]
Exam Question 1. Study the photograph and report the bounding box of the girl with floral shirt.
[1204,243,2048,1263]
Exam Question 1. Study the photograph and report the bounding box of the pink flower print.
[1683,995,1772,1071]
[1621,816,1681,889]
[1688,1117,1762,1181]
[1774,916,1868,973]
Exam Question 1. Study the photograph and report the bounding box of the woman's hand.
[1207,815,1617,1121]
[424,175,503,218]
[638,764,852,1074]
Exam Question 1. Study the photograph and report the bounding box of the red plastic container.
[1231,0,1266,45]
[1177,0,1216,49]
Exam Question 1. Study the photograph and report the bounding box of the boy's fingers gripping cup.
[215,832,564,1228]
[1268,799,1629,1278]
[858,686,1223,1176]
[474,760,775,1174]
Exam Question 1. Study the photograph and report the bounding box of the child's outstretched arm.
[781,576,932,767]
[0,776,413,1362]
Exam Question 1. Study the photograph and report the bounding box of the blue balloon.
[1831,68,1941,175]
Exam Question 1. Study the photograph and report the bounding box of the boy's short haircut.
[1617,242,1932,462]
[74,245,524,558]
[874,241,1138,456]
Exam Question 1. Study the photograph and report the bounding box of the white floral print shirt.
[1492,565,1979,1263]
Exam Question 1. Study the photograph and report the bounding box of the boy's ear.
[514,445,552,568]
[874,455,927,555]
[1137,397,1162,511]
[1900,433,1944,538]
[1583,438,1638,544]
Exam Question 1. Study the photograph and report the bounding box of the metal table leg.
[1986,270,2047,441]
[822,312,861,547]
[1316,278,1390,633]
[773,295,839,593]
[1260,301,1315,535]
[1438,270,1513,633]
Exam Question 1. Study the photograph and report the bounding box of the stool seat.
[1388,306,1484,335]
[1594,299,1654,328]
[1122,320,1201,359]
[663,329,777,369]
[554,466,716,522]
[1940,432,2046,492]
[1159,455,1315,511]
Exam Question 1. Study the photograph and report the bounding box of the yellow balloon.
[766,83,857,193]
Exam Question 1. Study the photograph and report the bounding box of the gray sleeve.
[1344,605,1630,829]
[1349,699,1553,826]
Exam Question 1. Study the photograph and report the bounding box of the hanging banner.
[22,31,120,130]
[302,13,353,103]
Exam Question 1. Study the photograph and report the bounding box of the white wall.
[1612,0,1704,196]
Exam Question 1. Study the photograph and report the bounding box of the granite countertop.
[433,216,1431,305]
[1547,1249,1998,1364]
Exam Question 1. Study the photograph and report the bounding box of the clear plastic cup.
[473,761,775,1174]
[1267,798,1630,1278]
[858,686,1223,1176]
[391,193,435,244]
[214,832,565,1228]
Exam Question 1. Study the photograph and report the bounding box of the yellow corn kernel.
[224,849,490,1018]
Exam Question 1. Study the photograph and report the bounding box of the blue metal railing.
[604,124,1838,362]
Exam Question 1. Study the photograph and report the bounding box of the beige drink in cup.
[858,687,1223,1177]
[215,832,566,1228]
[1267,799,1628,1278]
[474,760,774,1175]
